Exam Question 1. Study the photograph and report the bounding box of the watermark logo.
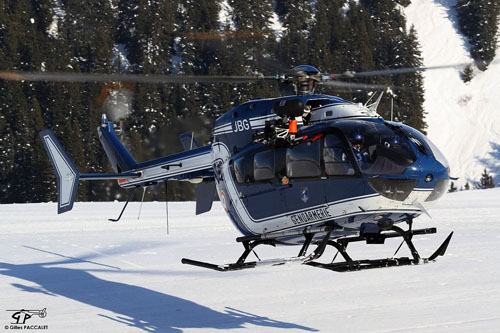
[5,308,48,330]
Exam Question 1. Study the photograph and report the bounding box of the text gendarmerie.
[290,207,331,225]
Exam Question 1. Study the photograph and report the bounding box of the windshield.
[336,120,417,175]
[399,124,450,171]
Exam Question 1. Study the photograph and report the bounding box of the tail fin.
[39,130,80,214]
[98,115,137,173]
[179,132,200,151]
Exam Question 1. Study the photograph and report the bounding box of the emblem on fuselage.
[219,189,229,212]
[300,187,309,203]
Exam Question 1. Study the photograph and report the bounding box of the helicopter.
[1,64,457,272]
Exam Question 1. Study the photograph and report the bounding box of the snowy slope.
[1,188,500,332]
[405,0,500,188]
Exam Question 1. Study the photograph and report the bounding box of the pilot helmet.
[351,133,364,145]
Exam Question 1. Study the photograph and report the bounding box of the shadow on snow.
[0,249,317,332]
[477,142,500,183]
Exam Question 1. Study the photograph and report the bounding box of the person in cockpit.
[351,133,370,163]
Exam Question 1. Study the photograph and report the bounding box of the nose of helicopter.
[366,154,450,204]
[415,156,451,203]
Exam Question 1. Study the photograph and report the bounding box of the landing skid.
[181,223,453,273]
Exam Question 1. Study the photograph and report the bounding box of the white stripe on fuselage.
[214,114,306,137]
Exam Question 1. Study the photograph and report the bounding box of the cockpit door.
[280,139,328,221]
[321,133,366,211]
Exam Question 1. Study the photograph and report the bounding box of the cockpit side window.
[286,140,322,178]
[337,120,417,175]
[323,134,355,176]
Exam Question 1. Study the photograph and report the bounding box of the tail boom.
[40,119,215,215]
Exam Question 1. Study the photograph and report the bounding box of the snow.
[171,38,183,75]
[112,43,131,70]
[218,0,235,31]
[404,0,500,188]
[270,11,284,40]
[47,0,65,39]
[2,188,500,332]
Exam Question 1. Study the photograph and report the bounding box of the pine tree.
[308,0,345,73]
[391,26,426,132]
[359,1,426,132]
[2,83,37,202]
[0,0,57,203]
[276,0,312,67]
[479,168,495,189]
[338,1,376,103]
[461,64,475,83]
[455,0,500,68]
[0,0,433,204]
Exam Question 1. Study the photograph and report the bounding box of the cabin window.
[234,156,253,183]
[286,140,321,178]
[323,134,355,176]
[234,148,287,184]
[254,150,275,181]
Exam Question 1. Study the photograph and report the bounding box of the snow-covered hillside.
[405,1,500,188]
[1,188,500,332]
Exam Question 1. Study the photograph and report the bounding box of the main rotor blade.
[0,71,275,84]
[319,80,393,90]
[331,60,498,79]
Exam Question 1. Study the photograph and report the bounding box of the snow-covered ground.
[405,0,500,188]
[1,188,500,332]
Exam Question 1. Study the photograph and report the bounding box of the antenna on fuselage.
[165,181,170,235]
[366,91,384,113]
[391,97,394,122]
[137,187,147,220]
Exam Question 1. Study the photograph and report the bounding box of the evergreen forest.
[0,0,498,203]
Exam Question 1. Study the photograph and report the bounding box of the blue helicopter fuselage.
[209,94,450,242]
[41,92,449,244]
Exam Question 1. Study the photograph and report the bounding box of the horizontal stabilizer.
[80,172,141,180]
[39,130,80,214]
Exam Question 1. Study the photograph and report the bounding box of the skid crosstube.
[181,225,453,273]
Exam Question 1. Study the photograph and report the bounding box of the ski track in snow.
[1,188,500,332]
[405,0,500,187]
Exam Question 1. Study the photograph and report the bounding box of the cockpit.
[336,120,417,175]
[232,119,447,185]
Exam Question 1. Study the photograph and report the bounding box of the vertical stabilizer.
[98,115,137,173]
[179,132,200,151]
[39,130,80,214]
